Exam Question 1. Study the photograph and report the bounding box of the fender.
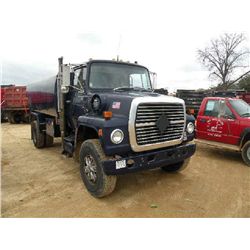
[30,111,45,122]
[186,114,195,123]
[239,128,250,148]
[30,111,46,131]
[78,115,105,130]
[75,116,103,150]
[76,115,131,156]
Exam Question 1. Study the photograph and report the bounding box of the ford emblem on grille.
[156,114,169,134]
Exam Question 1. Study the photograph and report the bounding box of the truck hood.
[93,90,184,116]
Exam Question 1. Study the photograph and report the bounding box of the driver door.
[197,99,230,143]
[66,67,87,130]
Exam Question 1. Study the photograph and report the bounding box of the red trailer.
[1,87,6,121]
[1,85,30,123]
[1,85,14,121]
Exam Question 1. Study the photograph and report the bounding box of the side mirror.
[227,114,236,120]
[150,72,157,89]
[62,65,71,87]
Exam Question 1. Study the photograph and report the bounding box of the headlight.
[110,129,124,144]
[186,122,194,134]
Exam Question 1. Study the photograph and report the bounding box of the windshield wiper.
[241,112,250,117]
[113,87,132,91]
[133,87,152,92]
[113,86,152,92]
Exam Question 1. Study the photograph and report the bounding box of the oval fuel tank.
[27,76,58,117]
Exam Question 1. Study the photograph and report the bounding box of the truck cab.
[196,97,250,166]
[28,58,196,197]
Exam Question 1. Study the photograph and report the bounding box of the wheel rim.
[247,147,250,160]
[83,155,97,184]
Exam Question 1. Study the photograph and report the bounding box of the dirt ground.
[1,123,250,218]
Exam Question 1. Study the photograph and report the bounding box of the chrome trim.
[136,122,155,127]
[128,96,186,152]
[110,129,124,144]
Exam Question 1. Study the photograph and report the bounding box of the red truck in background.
[176,89,250,117]
[237,92,250,104]
[0,85,30,123]
[196,97,250,166]
[0,85,14,121]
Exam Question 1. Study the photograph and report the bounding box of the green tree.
[237,74,250,91]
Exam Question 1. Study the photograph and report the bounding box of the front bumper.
[103,142,196,175]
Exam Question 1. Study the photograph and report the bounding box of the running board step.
[62,135,75,156]
[195,139,240,152]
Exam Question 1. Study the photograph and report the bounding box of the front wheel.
[161,159,190,172]
[79,139,117,198]
[241,141,250,167]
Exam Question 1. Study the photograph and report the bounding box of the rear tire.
[8,113,21,124]
[241,141,250,167]
[1,112,6,122]
[79,139,117,198]
[161,159,190,172]
[31,120,45,148]
[8,113,15,124]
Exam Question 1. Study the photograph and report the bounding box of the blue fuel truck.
[27,57,196,197]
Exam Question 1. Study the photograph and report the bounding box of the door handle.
[200,118,207,123]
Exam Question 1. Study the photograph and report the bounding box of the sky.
[0,0,249,93]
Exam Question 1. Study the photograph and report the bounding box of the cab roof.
[72,59,148,71]
[87,59,146,68]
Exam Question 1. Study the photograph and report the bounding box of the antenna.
[116,34,122,61]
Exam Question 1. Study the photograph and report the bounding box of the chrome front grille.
[135,103,185,145]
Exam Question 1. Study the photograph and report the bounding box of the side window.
[204,100,220,117]
[74,67,87,87]
[219,101,234,119]
[225,106,234,118]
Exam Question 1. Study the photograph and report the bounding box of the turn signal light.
[103,111,113,119]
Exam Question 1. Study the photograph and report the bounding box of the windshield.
[229,99,250,117]
[89,62,152,90]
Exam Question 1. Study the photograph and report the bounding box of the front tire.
[161,159,190,172]
[79,139,117,198]
[241,141,250,167]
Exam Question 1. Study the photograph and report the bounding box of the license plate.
[116,160,126,169]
